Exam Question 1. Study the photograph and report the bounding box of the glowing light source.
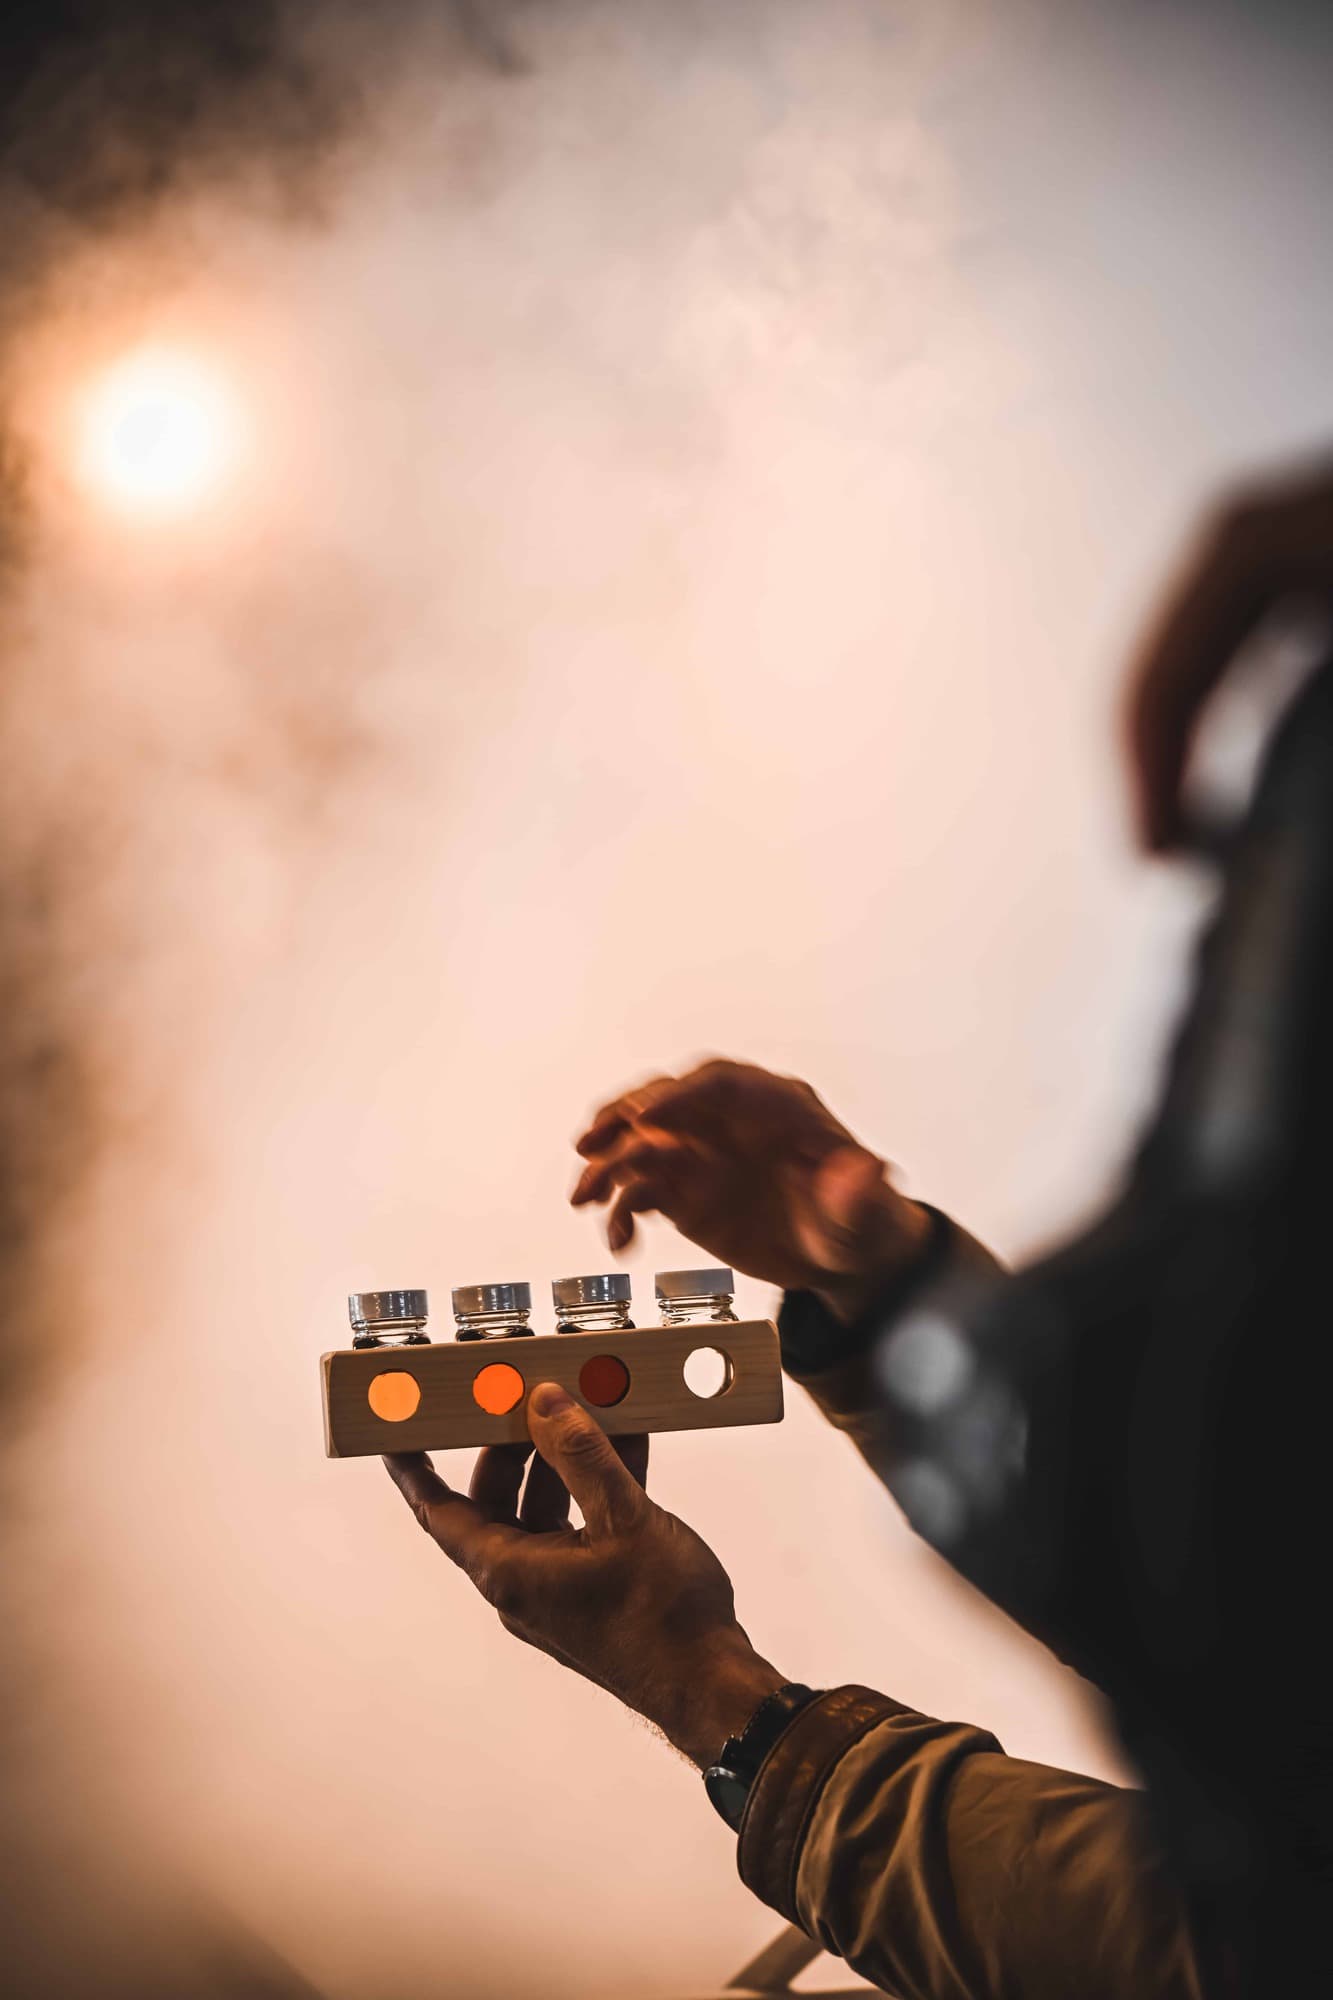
[77,348,237,514]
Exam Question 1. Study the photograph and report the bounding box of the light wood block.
[321,1320,783,1458]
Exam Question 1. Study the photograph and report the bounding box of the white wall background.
[8,3,1333,1993]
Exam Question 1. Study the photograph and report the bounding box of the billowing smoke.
[3,3,1333,1995]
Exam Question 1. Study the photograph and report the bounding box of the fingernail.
[530,1382,575,1419]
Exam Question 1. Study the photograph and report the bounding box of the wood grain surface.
[321,1320,783,1457]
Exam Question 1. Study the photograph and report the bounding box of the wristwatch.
[703,1682,821,1831]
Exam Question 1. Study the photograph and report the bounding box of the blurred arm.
[779,1209,1003,1490]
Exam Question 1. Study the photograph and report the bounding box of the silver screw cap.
[552,1272,632,1310]
[451,1281,532,1317]
[349,1289,429,1329]
[655,1268,734,1299]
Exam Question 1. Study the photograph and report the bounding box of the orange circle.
[472,1361,526,1416]
[579,1354,630,1408]
[367,1371,422,1422]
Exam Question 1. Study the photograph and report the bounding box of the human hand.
[1125,456,1333,851]
[384,1383,784,1768]
[572,1058,931,1322]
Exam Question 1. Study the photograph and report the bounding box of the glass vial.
[349,1289,430,1348]
[452,1281,534,1341]
[655,1268,738,1325]
[552,1273,634,1334]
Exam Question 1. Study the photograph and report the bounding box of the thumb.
[527,1383,646,1539]
[796,1145,890,1275]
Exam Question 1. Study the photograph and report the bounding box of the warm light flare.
[76,348,238,515]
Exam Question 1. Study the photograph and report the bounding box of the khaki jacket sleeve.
[737,1687,1205,2000]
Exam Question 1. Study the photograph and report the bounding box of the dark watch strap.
[703,1682,821,1832]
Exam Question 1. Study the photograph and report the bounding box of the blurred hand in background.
[572,1058,931,1322]
[1126,456,1333,852]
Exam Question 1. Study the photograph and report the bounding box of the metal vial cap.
[451,1281,532,1317]
[655,1267,735,1299]
[552,1272,632,1310]
[349,1289,428,1328]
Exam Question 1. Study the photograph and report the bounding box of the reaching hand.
[571,1058,931,1321]
[383,1384,784,1768]
[1125,456,1333,852]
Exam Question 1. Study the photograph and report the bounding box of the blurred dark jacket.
[738,663,1333,1997]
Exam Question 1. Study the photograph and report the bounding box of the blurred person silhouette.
[385,457,1333,1998]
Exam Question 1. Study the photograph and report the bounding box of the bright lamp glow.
[77,349,237,514]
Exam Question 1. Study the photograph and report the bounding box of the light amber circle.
[367,1371,422,1422]
[472,1361,526,1416]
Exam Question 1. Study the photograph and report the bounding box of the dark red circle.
[578,1354,631,1408]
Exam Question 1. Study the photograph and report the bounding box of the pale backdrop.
[8,3,1333,1994]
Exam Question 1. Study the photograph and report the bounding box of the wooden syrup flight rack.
[321,1316,784,1458]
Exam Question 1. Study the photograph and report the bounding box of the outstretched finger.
[571,1131,693,1208]
[605,1175,670,1254]
[576,1074,677,1157]
[470,1441,531,1522]
[384,1451,524,1582]
[519,1450,572,1533]
[619,1066,737,1141]
[383,1450,453,1516]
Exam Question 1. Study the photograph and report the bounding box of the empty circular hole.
[578,1354,630,1408]
[683,1347,733,1399]
[472,1361,526,1416]
[367,1371,422,1423]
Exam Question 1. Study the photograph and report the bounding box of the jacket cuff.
[736,1686,911,1924]
[778,1206,957,1380]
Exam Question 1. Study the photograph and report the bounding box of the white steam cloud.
[3,2,1333,1994]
